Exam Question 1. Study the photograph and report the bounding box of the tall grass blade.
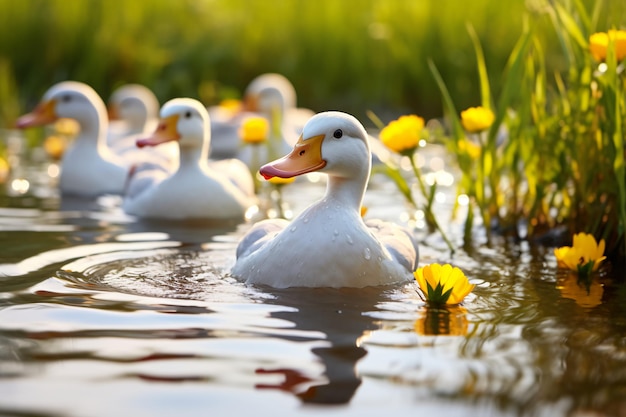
[427,59,464,141]
[488,21,534,145]
[466,23,491,110]
[554,3,589,50]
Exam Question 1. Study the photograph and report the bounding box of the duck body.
[16,81,128,196]
[124,157,253,221]
[236,199,415,288]
[122,98,255,221]
[58,134,128,196]
[231,111,418,288]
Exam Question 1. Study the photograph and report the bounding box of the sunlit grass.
[425,0,626,260]
[2,0,621,125]
[0,0,536,125]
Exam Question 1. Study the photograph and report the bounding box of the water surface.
[1,142,626,417]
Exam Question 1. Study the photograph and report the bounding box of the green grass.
[422,0,626,261]
[0,0,563,125]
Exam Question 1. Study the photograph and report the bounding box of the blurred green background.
[0,0,624,127]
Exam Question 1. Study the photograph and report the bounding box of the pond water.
[1,134,626,417]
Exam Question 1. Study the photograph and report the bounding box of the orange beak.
[260,134,326,179]
[15,99,57,128]
[107,104,120,121]
[243,94,259,112]
[136,114,180,148]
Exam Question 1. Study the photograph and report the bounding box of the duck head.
[243,73,296,113]
[16,81,106,131]
[137,98,210,152]
[260,111,370,181]
[108,84,159,132]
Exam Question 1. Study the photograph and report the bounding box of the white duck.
[122,98,256,221]
[16,81,129,196]
[106,83,159,145]
[242,73,314,136]
[209,73,314,162]
[106,83,178,172]
[231,111,419,288]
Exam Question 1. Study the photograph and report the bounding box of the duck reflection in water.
[253,286,387,404]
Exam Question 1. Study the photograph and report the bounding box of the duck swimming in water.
[122,98,256,221]
[16,81,129,197]
[231,111,418,288]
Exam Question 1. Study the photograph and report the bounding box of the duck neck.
[324,174,367,213]
[76,107,107,153]
[176,143,209,173]
[128,107,148,134]
[127,117,145,135]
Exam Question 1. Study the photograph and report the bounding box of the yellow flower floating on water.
[414,263,474,305]
[589,29,626,62]
[379,114,424,154]
[239,116,269,144]
[554,232,606,277]
[460,106,495,133]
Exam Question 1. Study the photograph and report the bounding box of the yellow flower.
[554,232,606,275]
[54,118,80,137]
[589,30,626,62]
[460,106,495,133]
[379,114,424,154]
[414,263,474,305]
[44,135,67,160]
[239,117,269,144]
[457,138,481,159]
[219,98,242,113]
[0,157,9,183]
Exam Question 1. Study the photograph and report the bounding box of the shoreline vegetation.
[1,0,626,263]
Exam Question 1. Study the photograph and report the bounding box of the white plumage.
[16,81,129,196]
[106,83,179,173]
[122,98,256,221]
[231,111,418,288]
[107,83,160,142]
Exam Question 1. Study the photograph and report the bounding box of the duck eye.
[333,129,343,139]
[61,95,71,103]
[185,111,192,118]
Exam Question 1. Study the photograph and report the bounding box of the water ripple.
[0,241,181,277]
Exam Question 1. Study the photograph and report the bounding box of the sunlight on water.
[1,148,626,417]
